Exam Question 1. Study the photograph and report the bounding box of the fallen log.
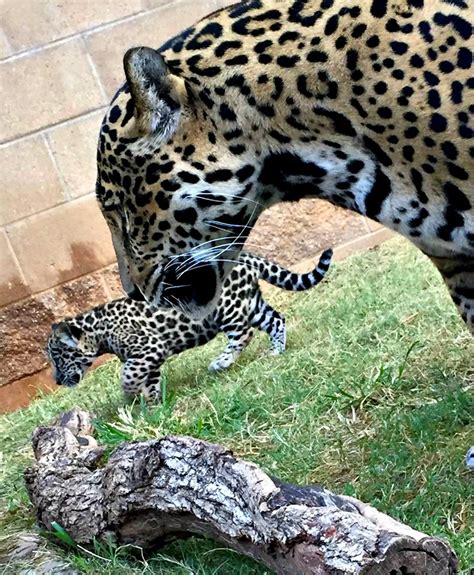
[25,409,457,574]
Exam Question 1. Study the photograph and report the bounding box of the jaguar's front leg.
[431,256,474,333]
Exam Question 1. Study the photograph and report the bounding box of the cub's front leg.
[121,357,164,403]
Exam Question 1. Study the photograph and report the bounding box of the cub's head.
[46,323,97,387]
[96,46,263,318]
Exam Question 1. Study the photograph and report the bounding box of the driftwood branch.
[25,409,457,574]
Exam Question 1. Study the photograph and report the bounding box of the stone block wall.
[0,0,389,412]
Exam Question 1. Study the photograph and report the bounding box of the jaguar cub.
[47,249,332,402]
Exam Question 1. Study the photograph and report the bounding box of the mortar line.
[0,0,180,65]
[42,132,72,202]
[0,106,108,147]
[81,34,109,104]
[3,228,30,289]
[98,269,114,301]
[4,192,96,231]
[0,6,149,64]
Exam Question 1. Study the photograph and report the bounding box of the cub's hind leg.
[431,256,474,333]
[251,295,286,355]
[208,323,254,372]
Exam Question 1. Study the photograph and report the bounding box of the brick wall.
[0,0,390,409]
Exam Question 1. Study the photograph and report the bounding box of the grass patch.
[1,237,472,574]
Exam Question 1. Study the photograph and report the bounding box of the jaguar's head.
[46,322,97,387]
[96,47,265,318]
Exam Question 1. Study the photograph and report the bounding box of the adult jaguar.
[96,0,473,331]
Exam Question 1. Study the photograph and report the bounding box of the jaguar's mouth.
[56,372,82,387]
[127,285,146,302]
[159,260,219,319]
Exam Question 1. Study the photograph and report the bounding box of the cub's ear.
[124,47,181,138]
[52,322,82,348]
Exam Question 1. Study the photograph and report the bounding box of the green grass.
[1,237,473,574]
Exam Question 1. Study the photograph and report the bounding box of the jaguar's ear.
[124,47,181,138]
[52,322,82,348]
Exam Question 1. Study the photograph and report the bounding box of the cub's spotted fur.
[47,249,332,402]
[96,0,473,332]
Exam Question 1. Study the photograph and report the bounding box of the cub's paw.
[208,357,233,372]
[269,343,286,356]
[141,387,162,405]
[270,341,286,355]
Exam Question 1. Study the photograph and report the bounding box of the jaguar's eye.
[99,197,121,212]
[103,204,120,213]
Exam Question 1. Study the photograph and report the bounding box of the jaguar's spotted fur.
[96,0,473,332]
[47,249,332,402]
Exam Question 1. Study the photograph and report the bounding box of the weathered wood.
[25,409,457,574]
[0,532,79,575]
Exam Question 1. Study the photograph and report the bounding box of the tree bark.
[25,409,457,574]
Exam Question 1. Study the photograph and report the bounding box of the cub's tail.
[240,249,333,291]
